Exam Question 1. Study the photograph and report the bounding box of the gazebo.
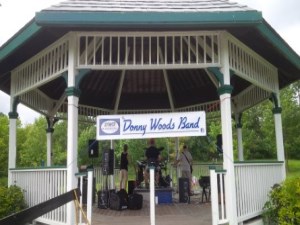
[1,0,300,224]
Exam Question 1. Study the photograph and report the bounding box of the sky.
[0,0,300,124]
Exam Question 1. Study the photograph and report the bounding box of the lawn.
[286,159,300,178]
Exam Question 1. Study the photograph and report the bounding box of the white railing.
[10,167,67,225]
[210,161,284,225]
[210,168,228,225]
[11,35,69,96]
[227,33,278,93]
[77,31,221,70]
[234,161,284,223]
[19,89,55,115]
[233,85,271,114]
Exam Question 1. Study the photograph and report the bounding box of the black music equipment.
[216,134,223,153]
[136,160,146,185]
[179,177,190,203]
[88,139,99,158]
[102,149,114,175]
[78,177,96,204]
[128,193,143,210]
[110,189,128,210]
[128,180,136,195]
[97,190,109,209]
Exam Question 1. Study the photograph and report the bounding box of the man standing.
[119,144,129,190]
[176,145,193,194]
[144,138,161,187]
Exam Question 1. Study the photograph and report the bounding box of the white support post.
[87,169,93,224]
[175,137,180,189]
[46,130,53,166]
[219,32,238,225]
[210,169,218,225]
[235,114,244,161]
[79,175,83,223]
[273,108,286,179]
[237,127,244,161]
[66,94,79,225]
[110,140,115,190]
[8,113,18,186]
[149,167,156,225]
[66,33,79,225]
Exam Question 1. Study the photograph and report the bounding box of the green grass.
[286,160,300,178]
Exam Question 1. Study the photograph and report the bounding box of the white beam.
[159,47,175,111]
[50,93,67,117]
[114,70,126,113]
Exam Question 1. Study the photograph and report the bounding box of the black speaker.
[88,139,99,158]
[179,178,190,203]
[97,190,108,209]
[216,134,223,153]
[128,180,136,195]
[78,177,96,204]
[102,149,114,175]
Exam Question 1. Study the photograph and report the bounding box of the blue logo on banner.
[99,119,120,136]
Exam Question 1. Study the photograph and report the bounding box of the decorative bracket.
[8,96,20,119]
[269,92,282,114]
[46,117,59,133]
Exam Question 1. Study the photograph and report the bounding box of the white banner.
[96,111,206,140]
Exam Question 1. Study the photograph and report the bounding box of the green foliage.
[18,117,47,167]
[0,177,7,187]
[263,177,300,225]
[281,83,300,159]
[51,120,68,165]
[0,185,27,219]
[188,120,222,162]
[0,114,9,176]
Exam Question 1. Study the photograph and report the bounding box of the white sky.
[0,0,300,124]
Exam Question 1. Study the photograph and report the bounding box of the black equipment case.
[109,189,128,210]
[128,193,143,210]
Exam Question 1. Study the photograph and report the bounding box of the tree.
[281,82,300,159]
[18,117,47,167]
[0,114,9,176]
[242,101,276,160]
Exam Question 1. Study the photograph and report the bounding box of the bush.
[0,185,27,219]
[263,177,300,225]
[0,177,7,187]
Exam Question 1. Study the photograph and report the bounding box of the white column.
[87,170,93,224]
[110,140,115,190]
[273,108,286,179]
[46,129,53,166]
[219,32,238,225]
[237,126,244,161]
[149,167,156,225]
[66,33,79,225]
[8,113,18,186]
[219,92,238,224]
[175,137,180,189]
[66,94,79,225]
[235,114,244,161]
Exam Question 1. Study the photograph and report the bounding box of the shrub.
[0,177,7,187]
[0,185,27,219]
[263,177,300,225]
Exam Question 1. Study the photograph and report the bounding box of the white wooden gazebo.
[1,0,300,225]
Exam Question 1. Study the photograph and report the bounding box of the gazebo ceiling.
[0,0,300,113]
